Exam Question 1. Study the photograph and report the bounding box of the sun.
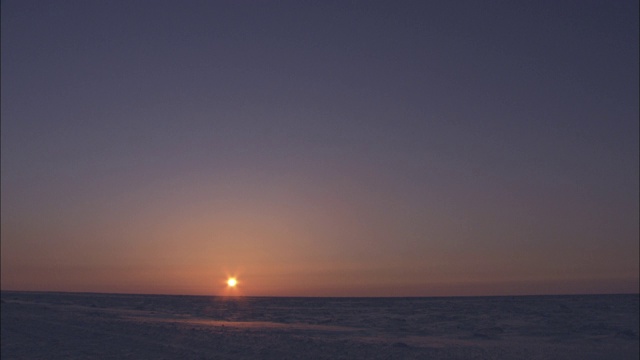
[227,278,237,287]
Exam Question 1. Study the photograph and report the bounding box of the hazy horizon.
[2,288,638,299]
[2,0,638,297]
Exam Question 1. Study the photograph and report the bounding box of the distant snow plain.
[1,292,638,359]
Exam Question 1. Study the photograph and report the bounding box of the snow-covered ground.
[2,292,637,359]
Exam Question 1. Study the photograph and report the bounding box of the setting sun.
[227,278,237,287]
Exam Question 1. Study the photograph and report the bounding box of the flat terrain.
[1,292,638,359]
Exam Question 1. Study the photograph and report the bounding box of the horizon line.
[2,289,638,299]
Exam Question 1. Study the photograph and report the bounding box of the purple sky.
[2,0,638,296]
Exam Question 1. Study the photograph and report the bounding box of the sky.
[1,0,638,297]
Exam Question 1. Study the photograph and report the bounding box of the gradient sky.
[2,0,638,297]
